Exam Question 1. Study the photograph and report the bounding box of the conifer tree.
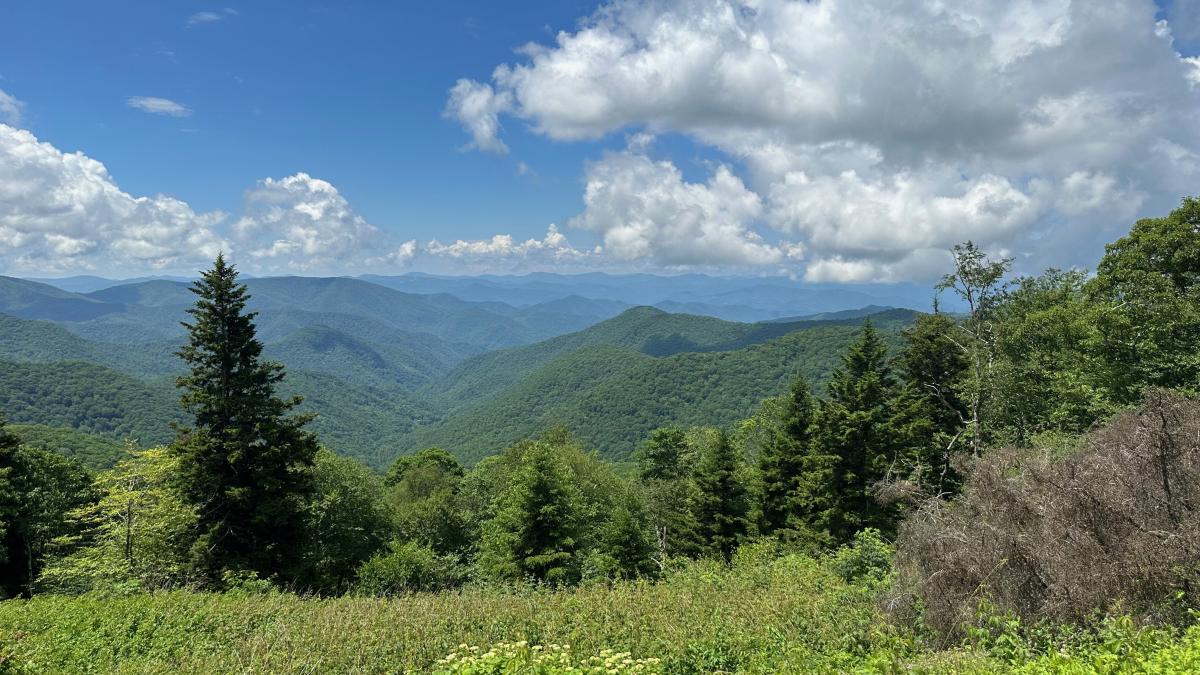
[478,442,581,584]
[819,321,900,543]
[592,490,657,579]
[173,253,318,583]
[892,312,970,495]
[690,429,750,561]
[758,375,830,543]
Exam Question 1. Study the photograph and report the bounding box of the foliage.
[936,241,1013,456]
[818,322,902,543]
[300,449,391,593]
[1086,196,1200,402]
[399,314,911,464]
[829,528,893,586]
[0,552,925,674]
[890,312,970,495]
[757,374,827,544]
[0,442,95,598]
[590,490,657,580]
[433,642,662,674]
[478,441,584,584]
[354,540,464,596]
[37,446,197,594]
[7,425,129,471]
[689,429,751,561]
[172,254,319,584]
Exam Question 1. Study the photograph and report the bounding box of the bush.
[829,528,893,585]
[355,541,464,595]
[896,390,1200,638]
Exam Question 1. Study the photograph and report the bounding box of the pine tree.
[592,491,657,579]
[478,442,582,584]
[758,375,830,543]
[819,321,900,543]
[690,429,750,561]
[892,312,970,496]
[173,253,318,584]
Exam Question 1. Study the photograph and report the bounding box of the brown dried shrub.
[893,389,1200,639]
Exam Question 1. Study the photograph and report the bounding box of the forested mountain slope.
[1,272,918,468]
[427,306,916,410]
[401,311,913,463]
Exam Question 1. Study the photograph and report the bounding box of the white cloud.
[0,89,23,125]
[126,96,192,117]
[0,124,225,275]
[450,0,1200,279]
[426,224,589,262]
[444,79,513,154]
[188,8,238,25]
[569,150,785,267]
[232,173,386,273]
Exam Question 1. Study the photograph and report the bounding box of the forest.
[1,197,1200,673]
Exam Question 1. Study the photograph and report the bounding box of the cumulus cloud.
[569,150,785,267]
[0,89,23,125]
[0,124,225,274]
[126,96,192,117]
[450,0,1200,279]
[426,224,590,263]
[231,173,388,273]
[444,79,513,153]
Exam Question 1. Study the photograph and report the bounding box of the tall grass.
[0,547,963,674]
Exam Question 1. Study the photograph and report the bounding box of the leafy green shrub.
[830,528,893,585]
[355,541,464,595]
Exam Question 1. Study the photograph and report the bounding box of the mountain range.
[0,273,921,467]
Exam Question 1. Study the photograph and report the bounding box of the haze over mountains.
[0,273,921,467]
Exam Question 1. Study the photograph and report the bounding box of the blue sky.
[1,1,1198,279]
[2,2,606,237]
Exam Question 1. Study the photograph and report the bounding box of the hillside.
[0,276,122,321]
[0,360,183,445]
[0,356,433,468]
[8,424,130,470]
[399,312,912,463]
[427,306,916,410]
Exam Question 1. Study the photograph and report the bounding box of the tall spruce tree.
[892,312,970,496]
[173,254,318,583]
[819,321,900,543]
[691,429,750,561]
[758,375,822,540]
[478,441,582,584]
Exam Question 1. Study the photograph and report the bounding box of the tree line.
[1,197,1198,600]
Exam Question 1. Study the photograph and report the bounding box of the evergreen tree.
[819,321,900,543]
[478,441,582,584]
[758,375,825,541]
[690,429,750,561]
[173,254,318,584]
[592,490,657,580]
[891,312,970,495]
